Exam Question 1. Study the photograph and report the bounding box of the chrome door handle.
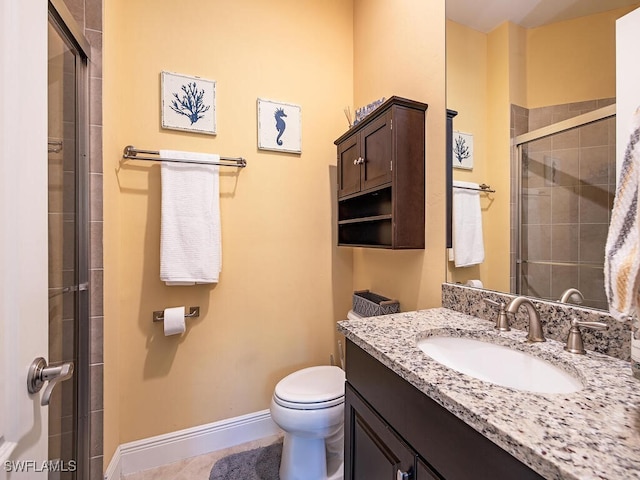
[27,357,74,406]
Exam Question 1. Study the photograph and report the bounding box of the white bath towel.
[160,150,222,285]
[605,108,640,320]
[450,180,485,267]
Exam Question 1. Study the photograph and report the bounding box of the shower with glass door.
[48,2,90,477]
[513,102,616,310]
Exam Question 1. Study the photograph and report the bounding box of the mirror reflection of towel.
[450,181,485,267]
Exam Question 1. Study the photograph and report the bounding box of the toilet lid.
[274,366,345,409]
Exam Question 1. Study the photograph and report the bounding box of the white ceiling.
[446,0,640,33]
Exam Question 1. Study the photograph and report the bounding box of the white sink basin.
[417,336,583,394]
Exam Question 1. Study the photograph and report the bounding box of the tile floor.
[122,433,283,480]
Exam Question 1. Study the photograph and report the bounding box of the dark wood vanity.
[344,340,545,480]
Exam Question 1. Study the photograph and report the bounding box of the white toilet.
[270,365,346,480]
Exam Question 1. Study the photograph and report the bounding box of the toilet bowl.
[270,365,345,480]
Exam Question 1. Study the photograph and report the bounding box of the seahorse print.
[274,108,287,145]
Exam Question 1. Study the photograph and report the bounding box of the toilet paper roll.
[163,306,186,336]
[465,279,484,288]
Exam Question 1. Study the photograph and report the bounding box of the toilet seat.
[274,366,345,410]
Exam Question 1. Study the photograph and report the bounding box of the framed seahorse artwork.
[161,71,216,135]
[257,98,302,154]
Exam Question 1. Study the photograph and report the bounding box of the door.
[0,1,51,478]
[338,134,361,197]
[345,384,416,480]
[360,112,392,192]
[1,2,88,479]
[47,9,91,478]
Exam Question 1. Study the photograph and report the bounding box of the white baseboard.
[104,409,280,479]
[104,446,121,480]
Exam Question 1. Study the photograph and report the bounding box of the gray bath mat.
[209,442,282,480]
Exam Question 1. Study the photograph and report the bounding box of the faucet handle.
[564,317,608,354]
[483,298,510,331]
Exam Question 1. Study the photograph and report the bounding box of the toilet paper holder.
[152,306,200,323]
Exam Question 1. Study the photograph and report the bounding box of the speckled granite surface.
[442,283,632,361]
[338,308,640,480]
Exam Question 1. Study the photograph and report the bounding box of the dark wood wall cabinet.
[445,109,458,249]
[334,97,427,249]
[344,340,545,480]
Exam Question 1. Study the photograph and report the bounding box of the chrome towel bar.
[453,183,495,193]
[123,145,247,168]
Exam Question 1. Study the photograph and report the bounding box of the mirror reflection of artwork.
[257,98,302,154]
[453,131,473,170]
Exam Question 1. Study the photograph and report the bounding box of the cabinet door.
[416,458,440,480]
[360,111,393,191]
[345,384,416,480]
[338,133,361,197]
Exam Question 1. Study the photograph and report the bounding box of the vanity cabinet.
[335,97,427,249]
[344,340,545,480]
[346,383,439,480]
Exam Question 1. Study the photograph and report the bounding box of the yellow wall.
[445,20,490,286]
[484,22,516,292]
[104,0,354,449]
[526,6,636,108]
[351,0,447,311]
[103,0,124,463]
[445,20,513,292]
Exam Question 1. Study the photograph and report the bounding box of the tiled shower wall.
[60,0,104,478]
[510,99,616,310]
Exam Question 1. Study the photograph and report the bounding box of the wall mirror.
[445,0,640,311]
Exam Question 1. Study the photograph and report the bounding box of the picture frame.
[161,71,216,135]
[452,131,473,170]
[257,98,302,154]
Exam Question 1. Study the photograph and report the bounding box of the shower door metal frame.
[512,103,616,295]
[48,1,91,478]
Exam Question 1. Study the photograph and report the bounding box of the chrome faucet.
[558,288,584,305]
[506,296,545,342]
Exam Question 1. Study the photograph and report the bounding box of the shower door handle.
[27,357,74,406]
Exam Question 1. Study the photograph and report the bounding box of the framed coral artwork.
[257,98,302,154]
[161,71,216,135]
[452,131,473,170]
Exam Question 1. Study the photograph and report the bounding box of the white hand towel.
[605,108,640,321]
[450,180,485,267]
[160,150,222,285]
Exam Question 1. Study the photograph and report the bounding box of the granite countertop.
[338,307,640,480]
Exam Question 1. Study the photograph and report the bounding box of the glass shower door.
[47,13,89,479]
[518,113,616,310]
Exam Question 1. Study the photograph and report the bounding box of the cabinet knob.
[396,470,411,480]
[353,158,359,165]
